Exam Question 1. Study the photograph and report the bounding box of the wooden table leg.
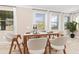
[44,40,48,54]
[23,36,30,54]
[23,36,26,54]
[9,39,14,54]
[49,41,51,54]
[14,45,16,50]
[26,37,29,54]
[48,35,51,54]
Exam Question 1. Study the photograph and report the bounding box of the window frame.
[0,7,16,32]
[33,10,47,32]
[64,16,70,30]
[75,15,79,30]
[49,13,59,31]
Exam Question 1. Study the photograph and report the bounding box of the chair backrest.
[4,33,16,42]
[51,36,67,46]
[27,38,47,50]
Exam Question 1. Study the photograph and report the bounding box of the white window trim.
[13,8,17,33]
[75,15,79,30]
[0,6,17,33]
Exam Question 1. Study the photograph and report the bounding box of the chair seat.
[51,44,64,50]
[29,49,45,54]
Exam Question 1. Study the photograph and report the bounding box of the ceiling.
[28,5,79,13]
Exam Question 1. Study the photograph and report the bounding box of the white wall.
[16,7,33,35]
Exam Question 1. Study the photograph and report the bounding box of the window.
[33,13,46,31]
[64,16,70,29]
[0,10,13,31]
[50,15,59,30]
[76,16,79,29]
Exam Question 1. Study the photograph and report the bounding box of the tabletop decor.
[33,24,38,34]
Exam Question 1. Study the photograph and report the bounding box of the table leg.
[49,41,51,54]
[48,35,51,54]
[23,36,29,54]
[23,36,26,54]
[9,39,14,54]
[26,37,29,54]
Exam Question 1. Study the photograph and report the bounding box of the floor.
[0,37,79,54]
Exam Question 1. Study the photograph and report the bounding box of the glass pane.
[34,13,45,31]
[51,16,58,22]
[64,16,70,23]
[50,15,58,30]
[6,20,13,31]
[51,22,58,29]
[64,16,70,29]
[76,16,79,29]
[0,10,13,31]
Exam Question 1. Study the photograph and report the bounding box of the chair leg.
[16,40,22,54]
[9,39,14,54]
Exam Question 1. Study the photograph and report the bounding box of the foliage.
[65,21,77,33]
[0,10,13,20]
[37,22,45,30]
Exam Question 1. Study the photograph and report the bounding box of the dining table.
[23,32,62,54]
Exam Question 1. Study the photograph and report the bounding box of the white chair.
[50,36,67,54]
[4,33,22,54]
[4,33,16,42]
[27,38,48,54]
